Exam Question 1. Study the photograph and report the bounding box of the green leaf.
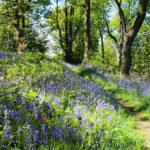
[28,90,37,97]
[11,148,20,150]
[38,145,48,150]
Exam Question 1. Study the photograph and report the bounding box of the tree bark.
[64,0,69,62]
[121,35,132,75]
[114,0,127,33]
[68,6,74,63]
[22,0,25,30]
[82,0,91,63]
[64,1,75,63]
[14,0,26,54]
[56,0,64,51]
[118,12,124,68]
[14,0,20,54]
[99,28,104,64]
[21,0,26,52]
[121,0,148,75]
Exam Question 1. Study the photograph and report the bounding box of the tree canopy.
[0,0,149,76]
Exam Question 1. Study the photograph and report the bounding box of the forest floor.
[119,100,150,150]
[1,52,149,149]
[71,66,150,150]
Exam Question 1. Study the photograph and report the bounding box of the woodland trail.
[71,67,150,149]
[119,101,150,150]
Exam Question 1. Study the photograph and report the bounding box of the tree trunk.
[14,0,26,54]
[56,0,64,51]
[121,0,148,76]
[82,0,91,63]
[14,0,20,54]
[64,1,74,63]
[117,48,122,67]
[64,0,69,62]
[22,0,25,31]
[99,29,104,64]
[68,6,74,63]
[21,0,26,52]
[121,34,132,75]
[118,11,124,68]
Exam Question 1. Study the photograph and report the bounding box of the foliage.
[47,0,100,64]
[0,0,149,149]
[90,39,117,68]
[0,0,50,53]
[131,20,150,77]
[0,0,149,76]
[24,28,48,53]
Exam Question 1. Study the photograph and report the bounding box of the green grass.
[71,66,150,120]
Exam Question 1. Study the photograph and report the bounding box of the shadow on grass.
[76,67,150,119]
[78,67,108,81]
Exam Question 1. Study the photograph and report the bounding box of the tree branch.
[128,0,148,41]
[104,14,119,50]
[114,0,127,33]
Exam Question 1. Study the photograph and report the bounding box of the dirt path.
[135,114,150,149]
[119,100,150,150]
